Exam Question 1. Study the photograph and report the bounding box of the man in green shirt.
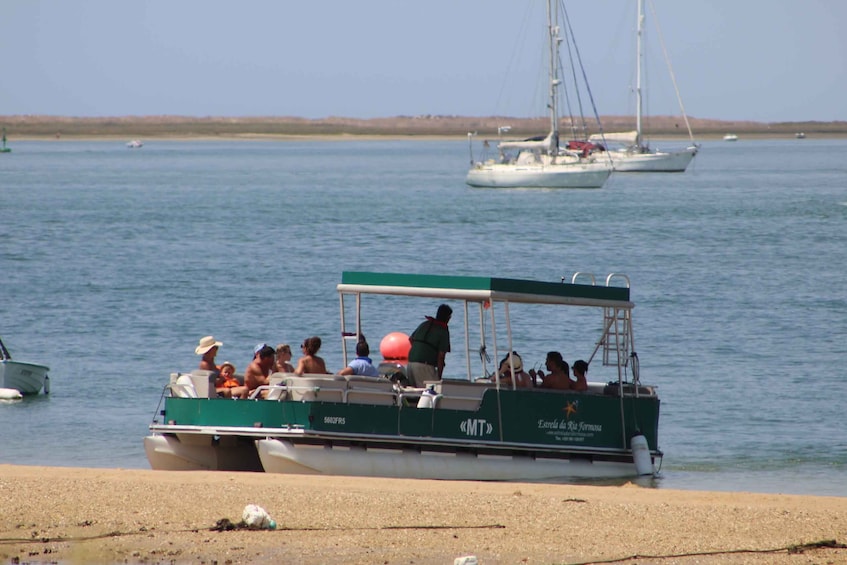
[406,304,452,387]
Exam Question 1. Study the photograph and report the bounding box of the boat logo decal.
[460,418,493,437]
[537,401,603,442]
[323,416,346,425]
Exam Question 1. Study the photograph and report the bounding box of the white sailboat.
[593,0,698,173]
[466,0,612,189]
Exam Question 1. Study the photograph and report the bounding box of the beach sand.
[1,465,845,564]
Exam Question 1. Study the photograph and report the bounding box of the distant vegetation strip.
[2,115,845,138]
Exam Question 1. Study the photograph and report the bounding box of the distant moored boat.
[723,134,738,142]
[0,337,50,395]
[0,128,11,153]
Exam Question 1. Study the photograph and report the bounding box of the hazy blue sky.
[2,0,845,122]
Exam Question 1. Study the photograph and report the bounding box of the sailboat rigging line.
[558,0,612,163]
[646,0,696,144]
[556,4,588,140]
[492,3,536,118]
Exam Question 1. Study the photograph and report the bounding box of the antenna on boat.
[0,337,12,361]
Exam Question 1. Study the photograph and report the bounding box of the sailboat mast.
[547,0,560,154]
[635,0,644,147]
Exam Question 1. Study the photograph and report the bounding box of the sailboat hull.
[611,146,697,173]
[466,162,611,188]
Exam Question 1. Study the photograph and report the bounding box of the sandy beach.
[1,465,845,564]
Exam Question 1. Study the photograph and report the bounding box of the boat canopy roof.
[338,272,631,308]
[590,131,638,145]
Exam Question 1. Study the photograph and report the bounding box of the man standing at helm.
[406,304,452,388]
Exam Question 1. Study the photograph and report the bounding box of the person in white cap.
[495,351,532,389]
[195,335,222,371]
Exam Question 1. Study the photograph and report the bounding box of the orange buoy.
[380,332,410,361]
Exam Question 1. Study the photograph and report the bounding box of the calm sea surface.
[1,138,845,497]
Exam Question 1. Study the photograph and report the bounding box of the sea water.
[1,138,845,497]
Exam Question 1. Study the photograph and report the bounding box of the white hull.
[466,162,611,189]
[143,434,263,471]
[256,438,654,480]
[610,146,697,172]
[0,360,49,395]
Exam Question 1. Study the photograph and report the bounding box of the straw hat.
[195,335,222,355]
[503,352,523,372]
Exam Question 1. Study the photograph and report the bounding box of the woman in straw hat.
[195,335,223,372]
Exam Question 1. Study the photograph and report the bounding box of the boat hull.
[256,438,658,480]
[610,147,697,172]
[147,384,662,480]
[0,360,50,395]
[144,434,263,471]
[466,162,611,188]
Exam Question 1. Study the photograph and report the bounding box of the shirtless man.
[294,336,330,375]
[531,352,571,390]
[245,344,276,394]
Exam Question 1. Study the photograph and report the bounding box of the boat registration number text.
[323,416,346,425]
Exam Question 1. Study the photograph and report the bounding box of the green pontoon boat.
[145,271,662,481]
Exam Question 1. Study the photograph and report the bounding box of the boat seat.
[189,369,218,399]
[265,372,291,401]
[344,375,397,406]
[585,382,607,395]
[603,382,657,397]
[432,379,496,411]
[284,375,346,403]
[169,373,198,398]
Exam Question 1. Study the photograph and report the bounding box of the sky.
[2,0,846,123]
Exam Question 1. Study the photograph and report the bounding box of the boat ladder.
[602,306,631,367]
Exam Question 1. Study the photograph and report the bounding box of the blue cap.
[254,342,269,355]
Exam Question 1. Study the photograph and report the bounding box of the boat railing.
[569,272,596,285]
[567,271,631,289]
[248,373,289,400]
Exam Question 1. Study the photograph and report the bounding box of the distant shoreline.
[2,114,845,141]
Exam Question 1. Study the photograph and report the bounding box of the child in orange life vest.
[216,361,248,399]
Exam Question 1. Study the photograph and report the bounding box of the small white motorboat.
[0,337,50,395]
[723,133,739,142]
[126,140,143,148]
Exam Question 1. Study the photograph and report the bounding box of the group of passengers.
[192,333,380,398]
[494,351,589,392]
[191,300,588,399]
